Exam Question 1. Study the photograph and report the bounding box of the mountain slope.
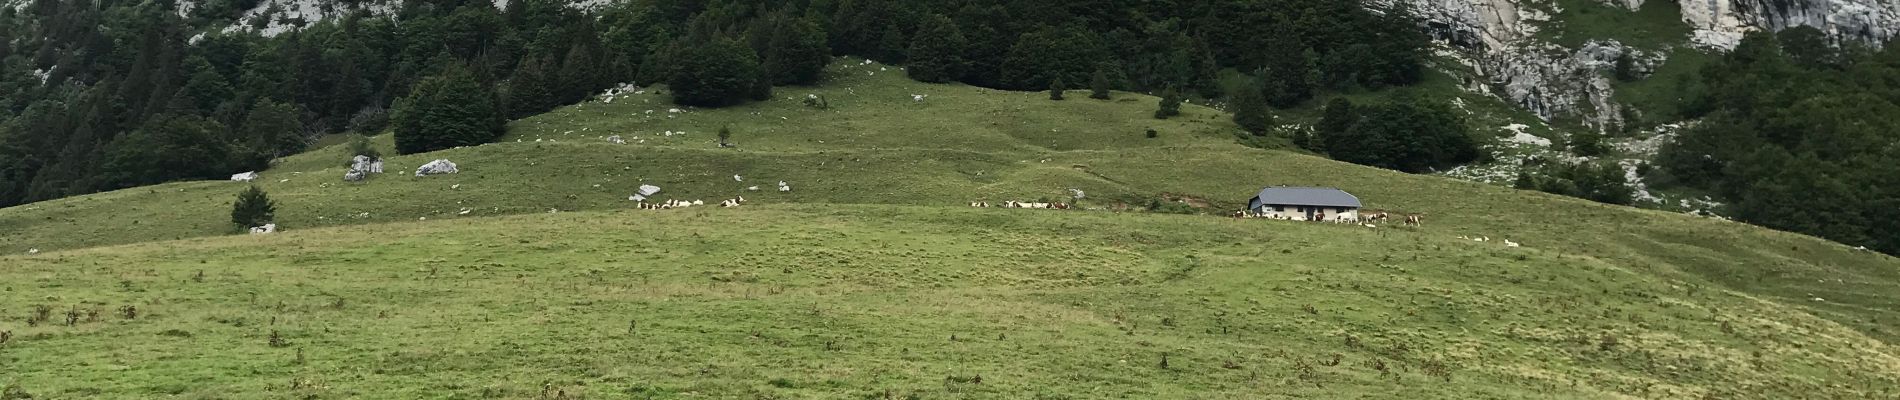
[1,59,1898,398]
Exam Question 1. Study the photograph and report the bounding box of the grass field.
[2,58,1899,398]
[4,206,1898,398]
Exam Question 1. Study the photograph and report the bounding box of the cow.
[1404,215,1422,227]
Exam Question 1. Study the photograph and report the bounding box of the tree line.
[0,0,1434,207]
[1656,27,1900,254]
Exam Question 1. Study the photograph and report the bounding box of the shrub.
[345,134,380,161]
[231,185,276,229]
[1049,78,1066,101]
[1145,129,1158,139]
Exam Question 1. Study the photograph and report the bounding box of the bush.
[345,134,381,162]
[1146,129,1158,139]
[1049,78,1066,101]
[231,185,276,229]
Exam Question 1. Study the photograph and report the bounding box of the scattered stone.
[778,181,791,192]
[608,135,626,144]
[733,175,744,182]
[231,172,258,182]
[248,224,277,235]
[27,248,40,255]
[415,159,459,177]
[637,184,662,197]
[343,169,368,182]
[747,186,759,191]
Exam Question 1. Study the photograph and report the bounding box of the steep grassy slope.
[3,206,1898,398]
[1,58,1898,398]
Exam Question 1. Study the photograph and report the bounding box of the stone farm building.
[1246,186,1362,222]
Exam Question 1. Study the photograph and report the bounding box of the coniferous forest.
[0,0,1432,207]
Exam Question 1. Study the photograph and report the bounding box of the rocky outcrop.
[1667,0,1900,49]
[1393,0,1896,131]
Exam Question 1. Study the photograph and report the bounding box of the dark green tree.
[238,97,306,158]
[230,185,275,229]
[504,55,559,118]
[667,37,766,107]
[1089,67,1112,100]
[1049,78,1066,100]
[1230,78,1271,135]
[905,14,967,83]
[393,65,502,154]
[761,16,830,86]
[1154,86,1182,119]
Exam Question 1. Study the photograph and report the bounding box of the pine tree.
[1154,86,1182,119]
[1230,78,1271,135]
[504,55,558,118]
[1049,78,1066,100]
[1089,67,1112,100]
[393,64,502,154]
[762,16,830,85]
[906,14,967,83]
[668,37,766,107]
[231,185,276,229]
[239,98,306,158]
[1314,98,1357,152]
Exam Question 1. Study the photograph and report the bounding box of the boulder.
[248,224,277,234]
[637,184,661,197]
[608,135,626,144]
[415,159,459,177]
[344,169,368,182]
[231,172,258,182]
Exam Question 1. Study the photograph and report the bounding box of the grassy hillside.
[3,206,1898,398]
[2,58,1898,398]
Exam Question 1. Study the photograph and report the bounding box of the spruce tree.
[906,15,967,83]
[505,55,558,118]
[1154,86,1182,119]
[394,64,502,154]
[1049,78,1066,100]
[668,37,766,107]
[1089,67,1112,100]
[231,185,276,229]
[1230,79,1271,135]
[762,16,830,86]
[240,98,306,158]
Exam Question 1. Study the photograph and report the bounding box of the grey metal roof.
[1249,187,1362,208]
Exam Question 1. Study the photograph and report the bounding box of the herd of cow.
[968,200,1072,210]
[1228,210,1423,227]
[637,196,747,210]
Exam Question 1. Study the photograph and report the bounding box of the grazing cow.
[1404,215,1422,227]
[1052,202,1069,210]
[1004,200,1020,208]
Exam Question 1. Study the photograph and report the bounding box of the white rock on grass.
[637,185,662,197]
[27,248,40,255]
[608,135,626,144]
[248,224,277,235]
[733,175,744,182]
[231,172,259,182]
[416,159,459,177]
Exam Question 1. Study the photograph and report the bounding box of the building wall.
[1251,205,1361,222]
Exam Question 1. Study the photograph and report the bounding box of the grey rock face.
[415,159,459,177]
[1390,0,1895,130]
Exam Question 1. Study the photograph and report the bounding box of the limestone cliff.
[1393,0,1900,131]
